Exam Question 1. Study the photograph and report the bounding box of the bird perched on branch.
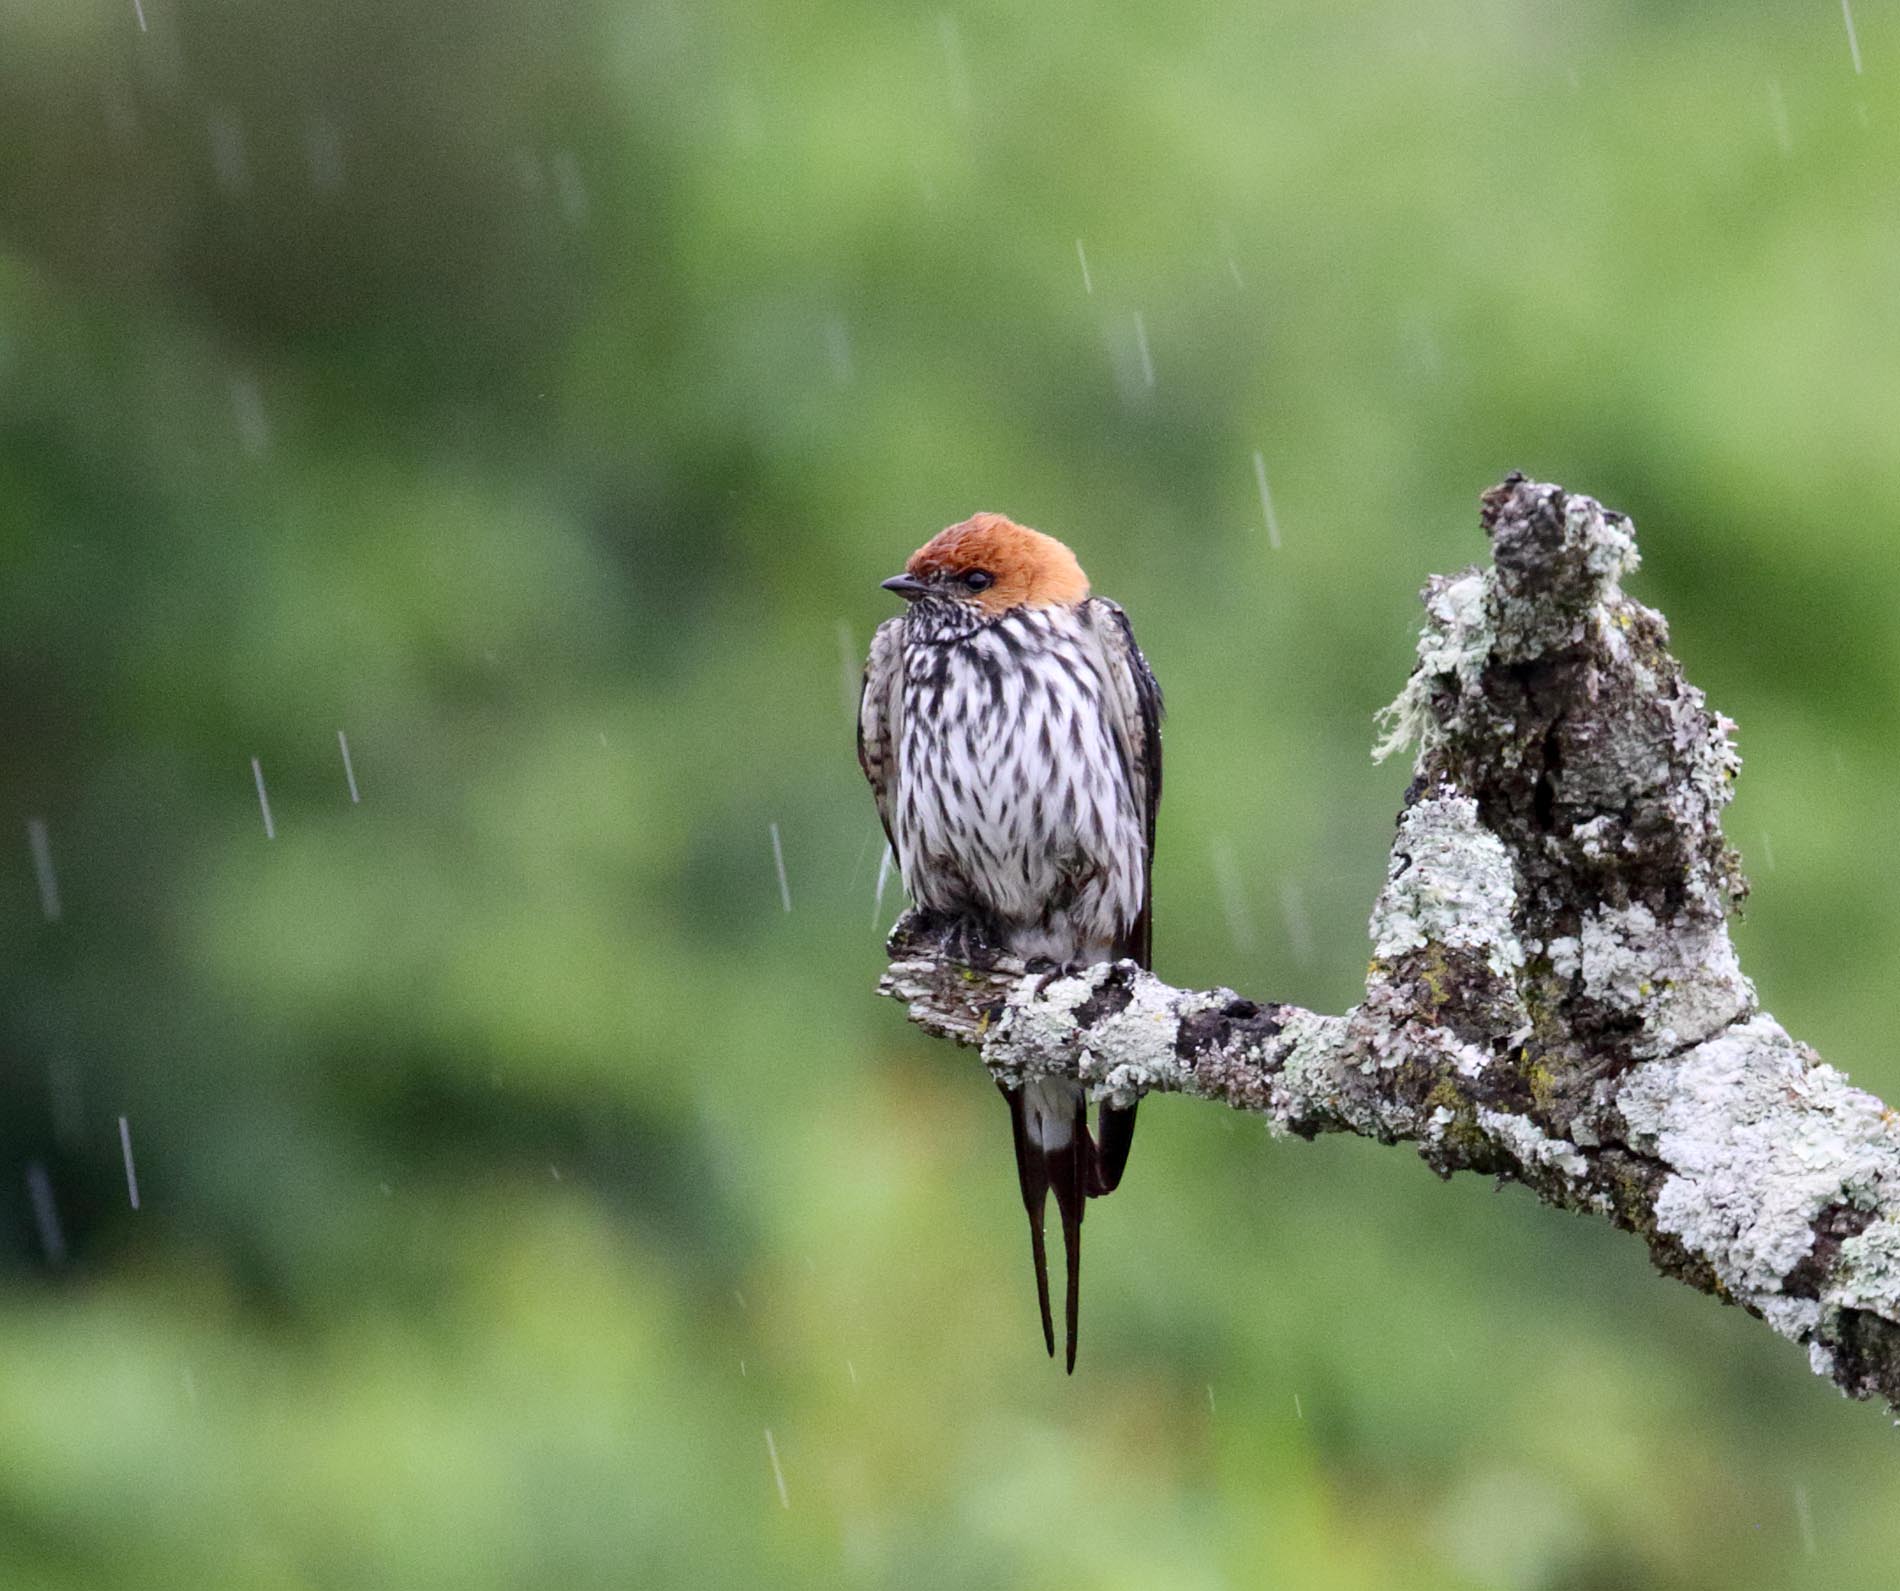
[858,513,1163,1371]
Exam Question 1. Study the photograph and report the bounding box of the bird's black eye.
[962,570,994,592]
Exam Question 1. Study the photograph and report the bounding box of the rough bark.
[878,473,1900,1410]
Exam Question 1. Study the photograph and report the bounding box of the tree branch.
[878,473,1900,1410]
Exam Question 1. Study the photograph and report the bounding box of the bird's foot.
[1023,957,1086,998]
[903,912,1010,973]
[937,919,982,968]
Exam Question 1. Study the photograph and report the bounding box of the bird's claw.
[1025,958,1084,999]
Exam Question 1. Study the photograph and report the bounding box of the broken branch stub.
[879,474,1900,1410]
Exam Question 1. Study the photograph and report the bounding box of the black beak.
[880,574,930,601]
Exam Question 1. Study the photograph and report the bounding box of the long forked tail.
[1000,1081,1140,1372]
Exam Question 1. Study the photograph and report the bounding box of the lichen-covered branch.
[878,474,1900,1410]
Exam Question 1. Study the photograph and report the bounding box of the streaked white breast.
[894,605,1144,962]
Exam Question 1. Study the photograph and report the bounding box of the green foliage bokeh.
[4,1,1899,1586]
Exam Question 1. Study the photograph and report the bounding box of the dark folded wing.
[1085,596,1163,969]
[857,616,907,853]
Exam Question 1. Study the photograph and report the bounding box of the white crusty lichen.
[1667,685,1746,917]
[1545,902,1753,1058]
[1757,1294,1824,1349]
[1258,1008,1357,1130]
[1832,1218,1900,1323]
[1083,977,1235,1107]
[1617,1014,1900,1350]
[1576,494,1639,583]
[981,962,1369,1133]
[1477,1108,1590,1181]
[982,962,1132,1082]
[1373,571,1489,765]
[1370,792,1524,980]
[985,962,1230,1104]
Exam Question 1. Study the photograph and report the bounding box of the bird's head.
[881,513,1090,619]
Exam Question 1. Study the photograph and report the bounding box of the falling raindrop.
[119,1116,141,1210]
[25,818,60,921]
[1075,238,1094,295]
[1793,1483,1816,1556]
[231,375,270,457]
[764,1427,790,1508]
[251,757,276,839]
[1106,315,1156,405]
[1842,0,1864,74]
[132,0,147,31]
[1252,450,1282,550]
[823,314,854,384]
[846,1358,859,1388]
[937,13,972,119]
[1132,311,1155,389]
[837,619,860,722]
[850,825,879,889]
[1758,830,1776,873]
[770,822,792,912]
[1279,880,1314,965]
[25,1163,65,1264]
[208,112,250,196]
[1209,837,1256,954]
[1293,1393,1304,1420]
[338,730,361,803]
[551,149,589,223]
[872,846,895,925]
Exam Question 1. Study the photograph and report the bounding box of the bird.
[858,512,1162,1371]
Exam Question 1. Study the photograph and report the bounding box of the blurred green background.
[3,0,1898,1585]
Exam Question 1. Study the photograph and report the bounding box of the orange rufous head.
[881,513,1089,614]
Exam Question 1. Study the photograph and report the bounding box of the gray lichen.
[1617,1013,1900,1384]
[1834,1219,1900,1324]
[1619,1018,1865,1294]
[1477,1107,1590,1181]
[1373,572,1489,765]
[1546,903,1752,1058]
[1370,793,1524,980]
[880,473,1900,1414]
